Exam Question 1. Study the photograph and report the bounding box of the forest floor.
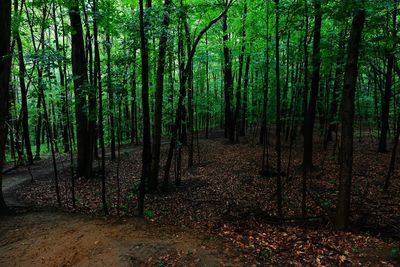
[1,129,400,266]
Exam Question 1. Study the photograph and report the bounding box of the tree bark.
[234,0,247,141]
[15,29,33,165]
[149,0,172,190]
[261,1,270,174]
[302,0,322,169]
[222,3,234,143]
[335,9,365,230]
[325,30,346,148]
[69,1,92,178]
[138,0,152,216]
[379,0,397,152]
[0,0,12,213]
[106,30,116,160]
[93,0,108,215]
[205,33,210,138]
[131,50,138,145]
[274,0,283,218]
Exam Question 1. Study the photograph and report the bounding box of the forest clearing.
[1,0,400,266]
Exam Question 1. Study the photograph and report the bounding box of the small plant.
[257,248,272,259]
[390,246,400,260]
[322,199,333,209]
[207,236,215,241]
[144,209,155,219]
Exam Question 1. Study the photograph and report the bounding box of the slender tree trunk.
[131,50,138,145]
[163,2,233,190]
[55,2,71,154]
[138,0,152,216]
[106,30,116,160]
[93,0,108,215]
[261,1,270,173]
[379,0,397,152]
[325,30,345,148]
[0,0,12,213]
[34,91,42,159]
[185,17,195,168]
[241,53,251,136]
[274,0,283,218]
[15,30,33,164]
[39,79,61,206]
[302,0,322,169]
[222,4,234,143]
[149,0,172,190]
[335,9,365,230]
[384,115,400,191]
[205,33,210,138]
[302,0,309,140]
[234,0,247,141]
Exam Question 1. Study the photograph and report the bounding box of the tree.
[233,0,247,141]
[163,0,234,190]
[14,0,33,165]
[106,23,116,160]
[149,0,173,191]
[335,9,365,230]
[274,0,283,218]
[222,0,234,143]
[302,0,322,169]
[68,0,93,178]
[378,0,397,152]
[0,0,12,214]
[137,0,152,216]
[93,0,108,215]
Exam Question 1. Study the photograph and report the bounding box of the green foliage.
[143,209,155,219]
[390,246,400,259]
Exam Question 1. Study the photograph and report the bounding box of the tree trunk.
[106,30,116,160]
[274,0,283,218]
[335,9,365,230]
[261,1,270,173]
[384,115,400,191]
[93,0,108,215]
[222,5,234,143]
[54,1,71,154]
[302,0,322,169]
[0,0,12,213]
[138,0,152,216]
[379,1,397,152]
[163,2,233,190]
[241,53,251,136]
[69,1,92,178]
[234,0,247,141]
[149,0,172,190]
[185,16,194,168]
[15,32,33,165]
[205,33,210,138]
[325,30,346,148]
[131,50,138,145]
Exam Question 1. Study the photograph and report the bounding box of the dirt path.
[0,211,244,267]
[2,146,141,207]
[1,144,245,267]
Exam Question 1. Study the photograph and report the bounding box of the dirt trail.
[0,211,243,267]
[1,143,245,266]
[1,146,140,207]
